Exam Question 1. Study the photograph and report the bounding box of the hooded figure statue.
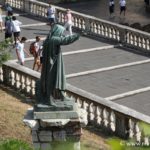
[39,24,79,106]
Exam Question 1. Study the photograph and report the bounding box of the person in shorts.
[109,0,115,17]
[37,45,43,72]
[120,0,126,16]
[16,37,30,65]
[47,5,56,26]
[64,9,73,35]
[11,16,22,45]
[32,36,41,71]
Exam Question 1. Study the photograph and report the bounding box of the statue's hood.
[51,24,65,37]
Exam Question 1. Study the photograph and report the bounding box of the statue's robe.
[40,24,79,104]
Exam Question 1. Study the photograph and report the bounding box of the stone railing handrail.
[1,61,150,144]
[1,0,150,52]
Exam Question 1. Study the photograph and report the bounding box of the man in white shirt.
[120,0,126,16]
[11,16,22,45]
[16,37,30,65]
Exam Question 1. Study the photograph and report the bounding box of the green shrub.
[0,38,12,66]
[0,139,33,150]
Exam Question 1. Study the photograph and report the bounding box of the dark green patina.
[36,24,79,108]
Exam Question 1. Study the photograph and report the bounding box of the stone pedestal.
[23,104,87,150]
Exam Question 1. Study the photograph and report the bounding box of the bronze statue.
[36,24,79,106]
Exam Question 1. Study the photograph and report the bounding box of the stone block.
[53,130,66,141]
[38,131,52,142]
[33,143,40,149]
[40,119,70,127]
[41,143,52,150]
[32,131,38,142]
[34,110,79,120]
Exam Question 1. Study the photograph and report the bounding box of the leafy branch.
[0,38,12,66]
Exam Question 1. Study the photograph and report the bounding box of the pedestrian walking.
[46,4,56,26]
[16,37,30,65]
[5,3,13,16]
[11,16,22,45]
[0,6,3,32]
[29,36,41,71]
[119,0,126,16]
[64,9,73,35]
[4,16,12,39]
[37,45,43,72]
[109,0,115,17]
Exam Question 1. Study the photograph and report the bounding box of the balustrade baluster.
[0,67,3,82]
[78,18,81,28]
[138,37,142,48]
[31,79,35,96]
[82,19,85,30]
[76,98,82,108]
[126,32,130,43]
[130,34,134,44]
[102,108,109,128]
[145,39,150,50]
[128,119,134,138]
[142,38,146,49]
[115,29,117,39]
[10,70,15,87]
[95,106,102,125]
[109,111,116,132]
[108,28,112,38]
[135,122,141,142]
[25,76,31,95]
[113,29,117,39]
[134,35,137,46]
[97,24,100,34]
[90,22,93,33]
[101,25,104,36]
[93,23,96,33]
[16,73,21,89]
[143,137,149,146]
[20,74,25,92]
[105,26,108,37]
[89,103,95,122]
[83,100,88,114]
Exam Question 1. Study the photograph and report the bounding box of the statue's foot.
[49,96,57,107]
[49,100,57,107]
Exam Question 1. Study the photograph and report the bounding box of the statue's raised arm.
[37,24,79,106]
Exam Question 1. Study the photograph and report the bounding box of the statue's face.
[51,24,65,37]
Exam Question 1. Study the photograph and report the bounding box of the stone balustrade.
[1,0,150,52]
[1,61,150,145]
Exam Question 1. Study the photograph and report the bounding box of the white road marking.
[105,86,150,101]
[21,23,47,27]
[63,45,115,55]
[66,59,150,78]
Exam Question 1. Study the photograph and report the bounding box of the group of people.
[109,0,126,17]
[0,3,75,72]
[47,5,73,35]
[14,35,43,71]
[0,4,43,70]
[0,5,22,45]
